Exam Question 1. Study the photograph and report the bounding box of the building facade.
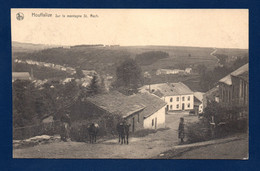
[218,63,248,108]
[129,93,167,130]
[139,82,194,112]
[164,94,194,111]
[85,91,166,132]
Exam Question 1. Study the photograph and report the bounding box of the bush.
[186,120,211,143]
[70,121,89,142]
[69,113,123,142]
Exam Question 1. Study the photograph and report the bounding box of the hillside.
[12,43,248,82]
[12,41,61,54]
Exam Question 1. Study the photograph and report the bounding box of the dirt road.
[13,114,198,159]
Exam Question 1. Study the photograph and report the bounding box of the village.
[12,52,248,158]
[10,9,249,160]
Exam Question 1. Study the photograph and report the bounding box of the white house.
[12,72,31,82]
[156,69,182,75]
[185,68,192,74]
[129,93,167,129]
[139,82,194,112]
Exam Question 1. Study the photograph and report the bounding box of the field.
[12,42,248,90]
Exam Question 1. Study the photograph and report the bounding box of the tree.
[74,68,85,79]
[114,58,143,95]
[196,64,207,75]
[88,74,100,96]
[13,80,39,127]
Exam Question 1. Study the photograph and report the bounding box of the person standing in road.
[178,117,185,144]
[60,113,71,142]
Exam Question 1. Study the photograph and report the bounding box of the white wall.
[144,105,166,129]
[199,103,203,113]
[164,94,194,111]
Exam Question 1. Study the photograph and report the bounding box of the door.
[155,117,157,130]
[132,117,135,132]
[182,103,185,110]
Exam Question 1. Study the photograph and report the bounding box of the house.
[185,68,192,74]
[203,86,219,109]
[62,78,74,84]
[129,93,167,129]
[86,91,167,132]
[12,72,31,82]
[139,82,194,112]
[218,63,248,108]
[86,91,146,132]
[156,69,182,75]
[82,70,97,77]
[194,92,205,114]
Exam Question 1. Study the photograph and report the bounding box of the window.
[188,96,190,101]
[152,119,154,126]
[182,97,185,101]
[177,97,179,101]
[170,105,172,110]
[170,98,173,102]
[176,104,179,109]
[187,103,190,108]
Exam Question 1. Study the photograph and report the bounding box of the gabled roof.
[194,92,205,102]
[153,89,164,98]
[205,86,219,97]
[139,82,193,97]
[156,82,193,96]
[194,96,202,106]
[219,63,248,85]
[129,93,167,118]
[86,91,145,118]
[236,71,248,83]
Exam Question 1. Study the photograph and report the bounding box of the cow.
[87,123,99,143]
[117,121,131,144]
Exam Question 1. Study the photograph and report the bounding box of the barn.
[85,91,167,132]
[129,93,167,129]
[86,91,145,132]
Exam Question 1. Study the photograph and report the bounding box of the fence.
[13,121,61,140]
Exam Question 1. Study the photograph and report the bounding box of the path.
[13,114,198,159]
[210,48,222,67]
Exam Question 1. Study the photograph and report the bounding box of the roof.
[204,86,219,98]
[236,71,249,83]
[129,93,167,118]
[150,82,193,96]
[194,92,205,102]
[12,72,31,81]
[219,63,248,85]
[153,89,164,98]
[86,91,145,118]
[194,96,202,106]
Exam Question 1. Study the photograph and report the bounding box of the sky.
[11,9,248,49]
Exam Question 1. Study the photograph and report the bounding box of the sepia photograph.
[11,9,248,159]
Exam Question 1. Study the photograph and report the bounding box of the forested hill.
[12,41,60,53]
[14,46,131,75]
